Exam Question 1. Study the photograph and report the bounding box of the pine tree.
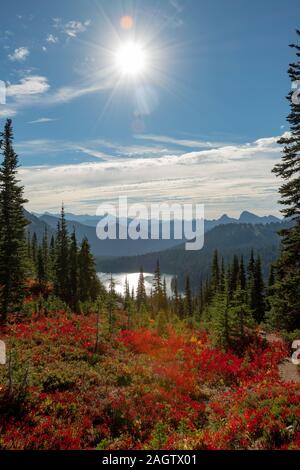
[37,245,46,289]
[184,275,193,317]
[26,232,32,259]
[269,31,300,330]
[124,276,131,310]
[209,288,231,350]
[49,234,56,281]
[162,277,168,310]
[239,256,246,291]
[69,229,79,311]
[107,274,116,333]
[248,249,255,279]
[197,280,204,318]
[220,257,226,293]
[268,264,276,288]
[211,249,220,293]
[54,205,70,304]
[78,237,100,303]
[228,255,239,298]
[153,260,162,296]
[249,256,265,323]
[136,267,147,311]
[42,228,49,282]
[153,260,163,310]
[172,276,180,316]
[0,119,28,322]
[230,287,254,347]
[31,232,38,270]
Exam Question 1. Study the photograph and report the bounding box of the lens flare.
[120,15,134,30]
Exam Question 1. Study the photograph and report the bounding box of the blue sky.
[0,0,299,217]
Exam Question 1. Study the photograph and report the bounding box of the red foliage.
[0,314,299,450]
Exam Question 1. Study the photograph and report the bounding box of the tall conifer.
[0,119,28,322]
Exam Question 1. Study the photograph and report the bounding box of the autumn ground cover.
[0,311,299,450]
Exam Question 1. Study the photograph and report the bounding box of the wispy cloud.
[4,73,112,116]
[42,80,110,105]
[169,0,183,13]
[46,34,59,44]
[19,134,282,217]
[135,134,228,149]
[27,117,58,124]
[8,47,30,62]
[6,75,50,98]
[0,107,17,118]
[53,18,91,39]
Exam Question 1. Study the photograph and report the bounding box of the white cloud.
[19,134,283,217]
[43,81,108,105]
[8,47,30,62]
[27,117,58,124]
[135,134,228,149]
[46,34,58,44]
[2,74,112,117]
[53,18,91,39]
[0,107,17,118]
[6,75,50,98]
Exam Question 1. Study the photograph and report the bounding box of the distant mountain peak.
[239,211,280,224]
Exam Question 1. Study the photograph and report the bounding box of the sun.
[115,41,147,77]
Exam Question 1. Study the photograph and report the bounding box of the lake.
[97,272,175,297]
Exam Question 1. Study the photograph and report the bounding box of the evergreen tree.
[230,287,254,347]
[136,267,147,311]
[209,288,231,350]
[172,276,180,316]
[78,237,100,303]
[124,276,131,311]
[269,31,300,330]
[220,257,226,293]
[49,234,56,281]
[153,260,162,296]
[268,264,276,288]
[248,249,255,279]
[197,280,204,318]
[266,264,276,312]
[107,274,116,333]
[184,275,193,317]
[0,119,28,322]
[54,205,70,304]
[162,277,168,310]
[26,232,32,259]
[31,232,38,270]
[228,255,240,298]
[211,249,220,293]
[69,229,79,311]
[239,256,246,291]
[42,228,49,282]
[249,256,265,323]
[37,245,46,289]
[153,260,163,310]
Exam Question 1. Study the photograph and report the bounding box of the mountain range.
[24,210,288,289]
[97,221,290,290]
[26,210,282,258]
[34,210,281,229]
